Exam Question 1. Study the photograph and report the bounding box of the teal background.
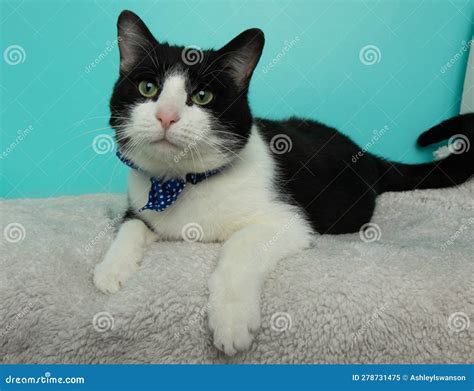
[1,0,472,199]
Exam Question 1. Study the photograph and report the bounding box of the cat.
[93,10,473,355]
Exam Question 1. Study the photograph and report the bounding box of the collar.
[116,151,224,212]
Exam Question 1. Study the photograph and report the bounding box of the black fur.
[110,10,474,235]
[258,114,473,233]
[110,11,262,153]
[123,205,154,231]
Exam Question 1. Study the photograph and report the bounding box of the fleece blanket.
[0,181,473,364]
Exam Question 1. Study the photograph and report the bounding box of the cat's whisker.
[188,145,199,178]
[215,131,249,141]
[204,138,244,162]
[78,126,122,137]
[192,143,208,175]
[64,116,129,133]
[199,139,232,159]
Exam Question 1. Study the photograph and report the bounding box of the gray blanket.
[1,180,473,363]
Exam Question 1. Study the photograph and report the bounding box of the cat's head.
[110,10,264,177]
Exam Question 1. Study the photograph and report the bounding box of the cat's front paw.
[93,258,139,294]
[208,296,261,356]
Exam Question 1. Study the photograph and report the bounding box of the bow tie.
[117,151,224,212]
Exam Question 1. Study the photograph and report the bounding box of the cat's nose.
[156,110,180,131]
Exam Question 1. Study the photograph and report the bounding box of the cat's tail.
[376,113,473,193]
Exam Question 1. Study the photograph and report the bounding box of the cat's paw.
[208,296,261,356]
[93,258,139,294]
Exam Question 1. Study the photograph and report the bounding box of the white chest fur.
[127,127,310,242]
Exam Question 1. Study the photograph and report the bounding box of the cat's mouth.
[149,137,179,149]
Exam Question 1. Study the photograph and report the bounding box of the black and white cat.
[94,10,473,355]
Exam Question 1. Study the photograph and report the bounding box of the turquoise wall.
[1,0,472,199]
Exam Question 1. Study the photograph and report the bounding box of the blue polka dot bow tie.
[117,151,224,212]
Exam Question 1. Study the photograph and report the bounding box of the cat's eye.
[138,80,159,98]
[191,90,214,106]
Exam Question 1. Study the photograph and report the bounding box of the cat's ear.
[217,28,265,89]
[117,10,157,72]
